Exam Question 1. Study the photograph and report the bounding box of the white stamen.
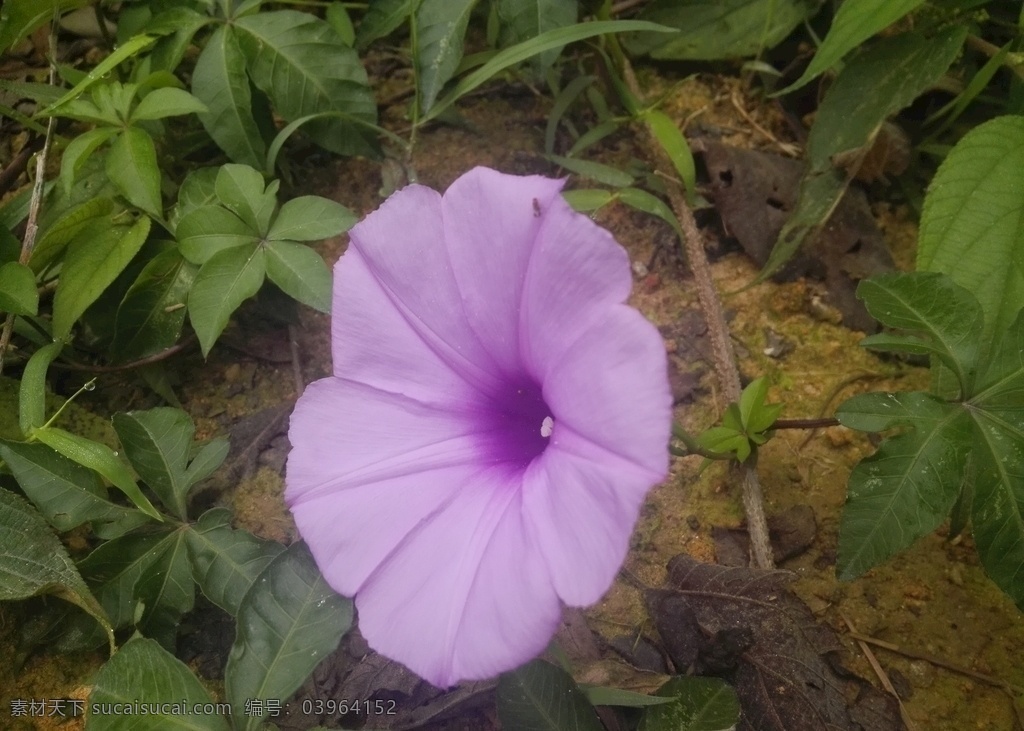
[540,416,554,438]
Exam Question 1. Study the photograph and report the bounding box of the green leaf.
[547,155,634,187]
[173,168,219,225]
[764,27,966,279]
[78,530,173,630]
[131,86,207,122]
[52,215,150,339]
[183,438,230,488]
[192,26,267,168]
[582,686,674,708]
[857,272,983,394]
[18,341,61,436]
[646,110,696,199]
[59,127,118,196]
[0,439,146,533]
[225,542,353,730]
[0,487,114,652]
[176,205,260,265]
[781,0,927,93]
[625,0,819,60]
[234,10,378,157]
[31,197,116,273]
[32,427,163,521]
[185,508,285,616]
[39,35,158,117]
[326,2,356,46]
[496,0,577,75]
[356,0,415,49]
[638,676,741,731]
[89,637,231,731]
[415,0,477,113]
[268,196,356,241]
[215,163,276,235]
[918,116,1024,358]
[0,261,36,316]
[425,20,677,123]
[135,528,194,646]
[106,127,164,218]
[264,241,331,313]
[112,408,194,520]
[0,0,88,53]
[562,188,614,212]
[617,188,684,242]
[188,244,267,356]
[496,659,604,731]
[835,392,970,580]
[111,249,197,363]
[545,74,595,155]
[738,377,769,430]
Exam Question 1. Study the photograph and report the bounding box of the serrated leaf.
[638,676,740,731]
[547,154,633,187]
[918,116,1024,359]
[268,196,356,241]
[625,0,819,60]
[111,248,197,362]
[415,0,477,113]
[0,261,36,316]
[357,0,415,49]
[782,0,927,93]
[215,163,276,235]
[225,542,353,731]
[188,244,267,356]
[496,0,577,75]
[234,10,378,157]
[106,127,163,218]
[0,440,146,533]
[52,215,150,339]
[264,241,331,313]
[857,272,982,394]
[59,127,117,196]
[764,27,966,280]
[131,86,208,122]
[176,205,260,265]
[112,408,194,520]
[835,392,970,580]
[0,487,114,651]
[192,25,267,168]
[89,637,231,731]
[497,659,604,731]
[32,427,163,521]
[18,341,61,436]
[186,508,285,616]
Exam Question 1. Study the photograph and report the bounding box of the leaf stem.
[772,417,840,430]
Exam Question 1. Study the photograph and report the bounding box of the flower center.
[479,379,553,468]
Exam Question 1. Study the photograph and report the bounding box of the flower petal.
[523,306,671,605]
[286,378,483,593]
[441,167,565,374]
[520,196,632,379]
[356,469,561,687]
[346,184,503,393]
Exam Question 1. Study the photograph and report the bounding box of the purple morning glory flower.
[285,166,671,687]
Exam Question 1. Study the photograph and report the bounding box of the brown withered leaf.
[647,555,900,731]
[703,143,893,332]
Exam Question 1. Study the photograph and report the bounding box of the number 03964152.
[301,698,398,716]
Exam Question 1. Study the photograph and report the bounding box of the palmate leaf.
[234,10,378,157]
[214,164,278,235]
[225,542,353,731]
[264,241,331,313]
[188,244,266,357]
[838,273,1024,606]
[112,408,194,520]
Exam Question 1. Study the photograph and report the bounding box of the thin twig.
[51,339,194,373]
[841,614,918,731]
[288,323,305,396]
[0,28,58,377]
[621,59,774,570]
[773,417,840,430]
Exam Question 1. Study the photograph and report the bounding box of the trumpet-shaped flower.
[286,166,671,687]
